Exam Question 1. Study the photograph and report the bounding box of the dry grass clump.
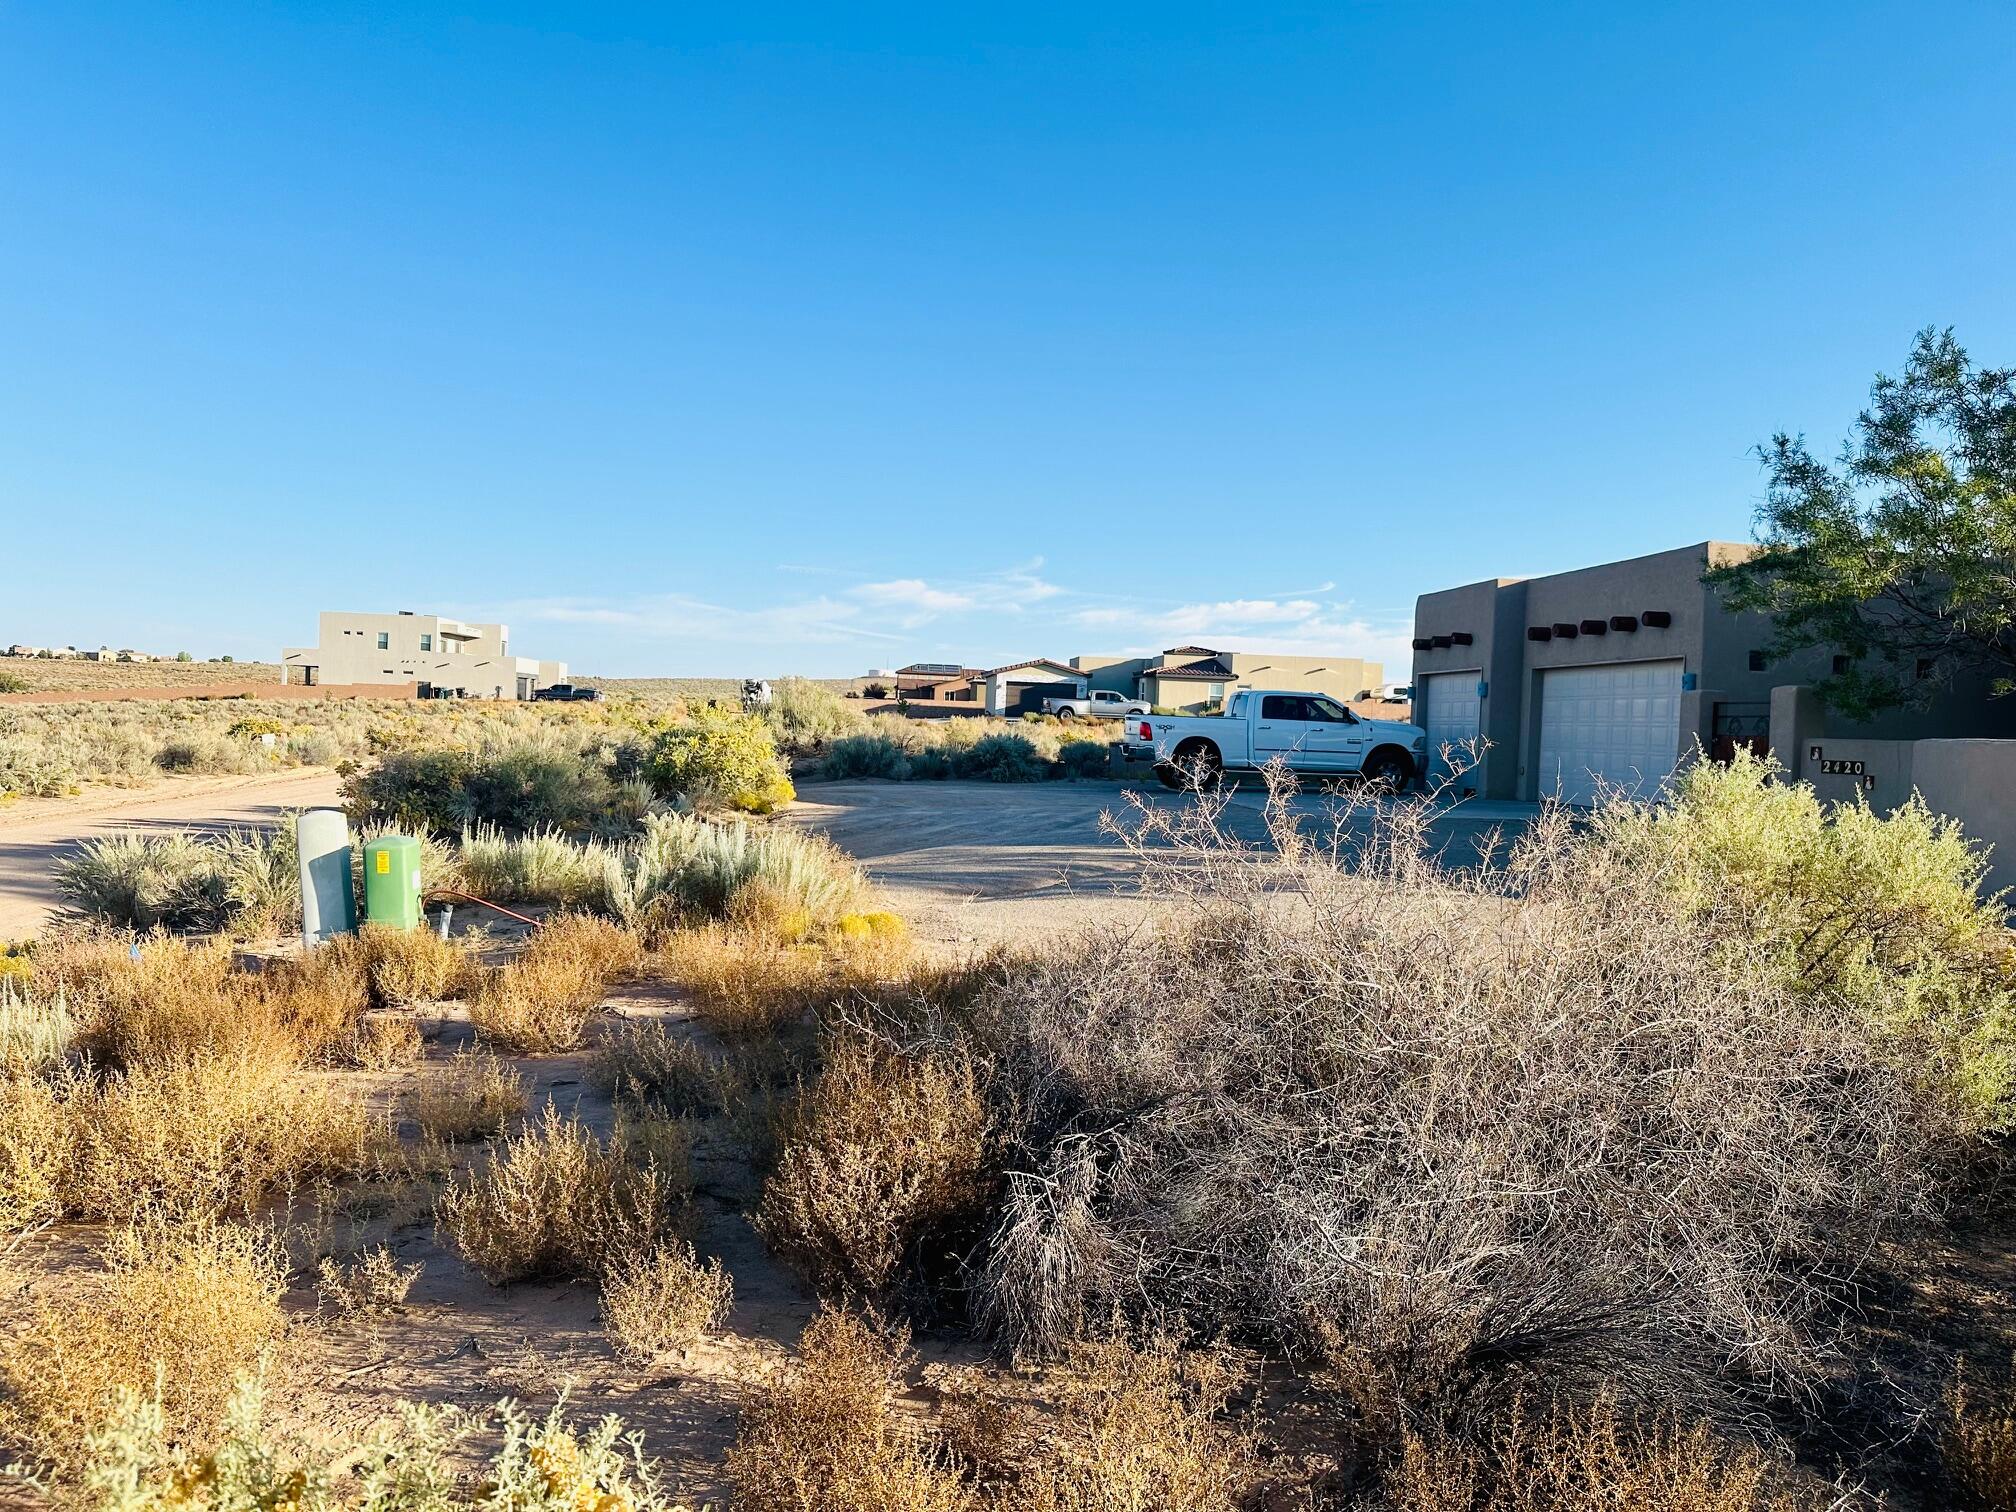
[359,921,474,1003]
[662,919,912,1038]
[468,913,645,1052]
[969,771,1958,1450]
[316,1245,424,1317]
[598,1020,745,1117]
[757,1033,993,1305]
[60,1050,386,1220]
[0,1214,286,1471]
[413,1046,530,1141]
[1010,1332,1254,1512]
[0,1066,70,1228]
[1387,1397,1788,1512]
[1946,1370,2016,1511]
[436,1103,691,1284]
[725,1304,974,1512]
[600,1242,735,1363]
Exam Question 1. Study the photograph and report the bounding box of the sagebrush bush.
[1596,750,2016,1129]
[0,1215,287,1471]
[757,1033,993,1304]
[461,823,616,906]
[413,1047,529,1141]
[968,776,1955,1448]
[360,922,473,1004]
[952,733,1047,783]
[436,1104,691,1284]
[819,734,914,781]
[0,974,74,1073]
[600,1242,735,1363]
[725,1304,974,1512]
[765,677,871,751]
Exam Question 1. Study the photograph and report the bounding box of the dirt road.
[0,769,344,939]
[782,778,1536,951]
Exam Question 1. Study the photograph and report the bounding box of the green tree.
[1707,328,2016,717]
[175,650,193,662]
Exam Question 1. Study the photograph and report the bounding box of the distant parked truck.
[1123,689,1427,792]
[1042,688,1151,718]
[531,683,604,702]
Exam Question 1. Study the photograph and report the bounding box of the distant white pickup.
[1041,688,1151,718]
[1122,689,1428,791]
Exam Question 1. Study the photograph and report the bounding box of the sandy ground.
[0,769,344,939]
[781,776,1538,951]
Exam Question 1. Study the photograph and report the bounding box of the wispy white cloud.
[516,593,903,646]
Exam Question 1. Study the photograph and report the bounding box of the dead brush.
[468,913,645,1053]
[596,1020,747,1118]
[1386,1396,1790,1512]
[599,1241,735,1363]
[0,1066,71,1229]
[1009,1330,1256,1512]
[0,1212,287,1473]
[756,1030,993,1305]
[316,1245,424,1317]
[1946,1367,2016,1511]
[60,1049,386,1221]
[725,1302,974,1512]
[436,1102,691,1284]
[413,1046,529,1141]
[971,769,1955,1444]
[358,922,473,1004]
[662,920,911,1039]
[38,930,296,1069]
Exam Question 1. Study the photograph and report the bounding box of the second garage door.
[1536,660,1683,805]
[1418,672,1482,788]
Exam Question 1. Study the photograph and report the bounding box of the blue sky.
[4,3,2013,679]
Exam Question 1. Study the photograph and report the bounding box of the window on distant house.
[420,635,432,651]
[1747,650,1766,672]
[377,632,390,650]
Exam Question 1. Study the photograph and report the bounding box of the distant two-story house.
[281,611,566,700]
[1072,646,1386,714]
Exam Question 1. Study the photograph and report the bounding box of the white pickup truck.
[1122,689,1428,791]
[1042,688,1152,718]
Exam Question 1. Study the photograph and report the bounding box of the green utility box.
[362,835,424,930]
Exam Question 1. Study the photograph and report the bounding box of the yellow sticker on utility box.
[376,853,390,873]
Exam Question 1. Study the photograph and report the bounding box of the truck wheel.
[1160,739,1223,791]
[1362,747,1414,794]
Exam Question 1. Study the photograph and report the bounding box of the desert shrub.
[0,975,74,1073]
[0,1215,287,1470]
[54,824,301,937]
[414,1047,530,1141]
[725,1304,974,1512]
[608,813,869,935]
[646,706,795,814]
[461,739,620,835]
[70,1379,688,1512]
[766,677,870,750]
[467,913,644,1053]
[61,1051,385,1220]
[1387,1396,1785,1512]
[360,922,472,1004]
[353,1012,422,1068]
[47,932,298,1069]
[1947,1370,2016,1512]
[969,781,1954,1448]
[0,1068,70,1229]
[597,1021,744,1117]
[317,1245,424,1317]
[662,924,859,1037]
[1013,1332,1254,1512]
[342,747,479,834]
[57,832,233,931]
[600,1242,735,1363]
[0,732,80,797]
[757,1033,993,1305]
[1596,751,2016,1129]
[0,669,27,693]
[1056,739,1113,780]
[461,823,616,906]
[819,733,914,781]
[951,733,1047,782]
[436,1104,691,1284]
